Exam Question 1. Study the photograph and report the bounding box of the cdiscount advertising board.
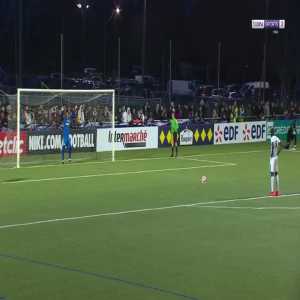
[97,127,158,152]
[214,121,267,145]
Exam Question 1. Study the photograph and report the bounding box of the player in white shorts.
[269,128,281,197]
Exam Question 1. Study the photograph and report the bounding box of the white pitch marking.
[178,157,236,166]
[0,193,299,230]
[182,150,264,158]
[7,149,263,170]
[2,163,236,185]
[195,205,300,210]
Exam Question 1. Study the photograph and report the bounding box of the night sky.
[0,0,296,84]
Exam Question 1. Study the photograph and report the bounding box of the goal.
[15,89,115,168]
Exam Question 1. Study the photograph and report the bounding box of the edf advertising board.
[214,121,267,145]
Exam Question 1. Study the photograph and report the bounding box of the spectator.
[212,108,219,119]
[139,110,145,124]
[24,106,33,128]
[70,106,77,126]
[103,105,112,122]
[175,104,183,119]
[153,103,160,120]
[264,101,270,118]
[77,105,85,125]
[239,104,245,121]
[160,105,167,120]
[127,107,132,123]
[0,109,8,129]
[220,107,227,122]
[121,106,128,123]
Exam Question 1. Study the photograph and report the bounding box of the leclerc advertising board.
[27,129,96,154]
[159,123,214,147]
[214,121,267,145]
[97,127,158,152]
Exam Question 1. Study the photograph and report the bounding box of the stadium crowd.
[1,96,300,131]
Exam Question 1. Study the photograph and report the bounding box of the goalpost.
[16,89,115,168]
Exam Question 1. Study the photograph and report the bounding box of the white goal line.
[0,193,299,230]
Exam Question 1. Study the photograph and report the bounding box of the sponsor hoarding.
[159,124,214,147]
[267,119,300,141]
[97,127,158,152]
[180,129,194,146]
[0,131,27,156]
[28,130,96,154]
[214,121,267,145]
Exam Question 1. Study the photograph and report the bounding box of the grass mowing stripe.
[2,163,236,184]
[0,193,299,230]
[0,253,200,300]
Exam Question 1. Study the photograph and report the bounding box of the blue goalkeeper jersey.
[63,117,71,144]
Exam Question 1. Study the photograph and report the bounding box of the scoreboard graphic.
[251,19,285,30]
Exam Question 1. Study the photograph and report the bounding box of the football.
[201,176,208,184]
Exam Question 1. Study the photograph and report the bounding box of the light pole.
[169,40,173,103]
[103,6,121,79]
[60,33,64,90]
[76,1,90,70]
[262,0,270,102]
[118,37,121,105]
[217,42,222,90]
[17,0,23,88]
[141,0,147,80]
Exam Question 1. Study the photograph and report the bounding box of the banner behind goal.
[15,89,115,168]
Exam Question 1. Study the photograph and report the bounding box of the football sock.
[271,176,275,192]
[276,175,280,191]
[61,146,65,161]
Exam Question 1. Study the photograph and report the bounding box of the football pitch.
[0,143,300,300]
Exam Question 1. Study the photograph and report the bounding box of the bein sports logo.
[215,125,223,143]
[252,19,264,29]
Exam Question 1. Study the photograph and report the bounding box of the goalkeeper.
[170,112,179,157]
[61,112,72,163]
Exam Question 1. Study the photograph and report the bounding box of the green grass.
[0,143,300,300]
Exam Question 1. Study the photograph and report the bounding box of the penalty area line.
[10,149,263,169]
[178,157,236,165]
[0,193,299,230]
[1,163,236,185]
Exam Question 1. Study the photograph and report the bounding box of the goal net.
[12,89,115,168]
